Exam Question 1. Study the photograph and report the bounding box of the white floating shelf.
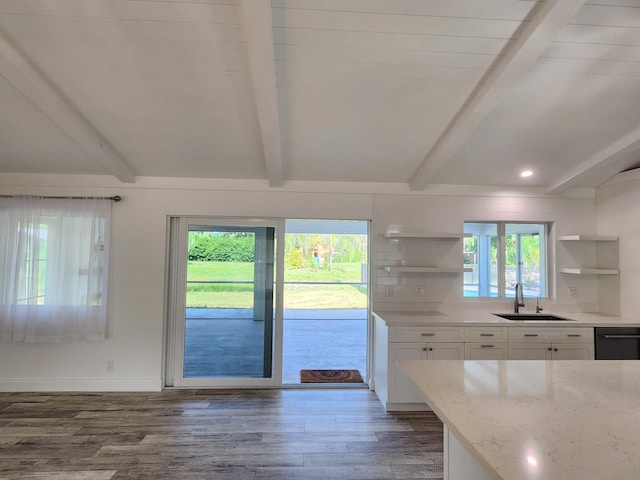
[384,232,472,239]
[559,268,619,275]
[559,235,618,241]
[382,266,473,273]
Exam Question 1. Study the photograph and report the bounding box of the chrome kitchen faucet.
[514,283,525,313]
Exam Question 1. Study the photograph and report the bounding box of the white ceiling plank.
[273,27,512,55]
[271,8,523,39]
[274,44,498,69]
[240,0,283,187]
[546,125,640,193]
[272,0,538,20]
[408,0,586,190]
[0,30,136,182]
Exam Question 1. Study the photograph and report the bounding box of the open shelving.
[558,234,619,276]
[382,266,472,273]
[384,232,471,239]
[558,235,618,242]
[558,268,619,275]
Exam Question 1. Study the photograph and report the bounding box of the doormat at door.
[300,369,364,383]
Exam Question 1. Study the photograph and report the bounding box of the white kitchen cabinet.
[464,327,509,360]
[372,316,465,410]
[465,343,509,360]
[465,326,508,342]
[508,342,551,360]
[389,342,465,404]
[508,327,594,360]
[508,342,594,360]
[509,327,593,343]
[372,314,596,411]
[550,343,594,360]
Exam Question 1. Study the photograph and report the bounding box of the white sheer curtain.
[0,197,111,342]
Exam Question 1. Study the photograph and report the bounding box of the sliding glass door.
[169,217,283,387]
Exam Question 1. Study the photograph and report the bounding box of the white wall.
[0,174,600,391]
[372,192,599,314]
[596,169,640,319]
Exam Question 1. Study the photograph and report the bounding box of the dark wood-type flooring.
[0,388,444,480]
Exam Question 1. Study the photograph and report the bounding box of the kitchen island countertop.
[401,359,640,480]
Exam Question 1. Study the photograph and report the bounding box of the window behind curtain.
[464,222,547,299]
[0,197,111,342]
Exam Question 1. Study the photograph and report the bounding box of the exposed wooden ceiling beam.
[546,125,640,193]
[240,0,284,188]
[0,31,136,183]
[408,0,586,190]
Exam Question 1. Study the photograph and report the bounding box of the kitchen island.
[400,359,640,480]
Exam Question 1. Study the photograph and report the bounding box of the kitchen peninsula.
[400,359,640,480]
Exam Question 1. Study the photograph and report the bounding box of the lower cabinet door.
[508,343,552,360]
[389,343,428,404]
[427,342,465,360]
[465,343,508,360]
[551,343,594,360]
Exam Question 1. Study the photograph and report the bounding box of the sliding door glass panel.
[178,220,277,384]
[282,219,369,385]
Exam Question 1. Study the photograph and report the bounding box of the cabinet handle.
[428,347,433,351]
[480,333,494,337]
[553,348,558,352]
[524,334,539,337]
[421,333,436,337]
[422,347,427,351]
[548,347,552,351]
[567,334,582,337]
[481,345,495,348]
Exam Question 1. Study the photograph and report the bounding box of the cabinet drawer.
[465,327,509,342]
[509,327,593,343]
[465,342,509,360]
[390,326,464,343]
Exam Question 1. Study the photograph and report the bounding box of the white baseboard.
[0,377,162,392]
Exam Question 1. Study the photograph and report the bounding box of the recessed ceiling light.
[520,170,533,178]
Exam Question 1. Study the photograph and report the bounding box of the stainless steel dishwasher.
[595,327,640,359]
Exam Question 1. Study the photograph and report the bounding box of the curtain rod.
[0,195,122,202]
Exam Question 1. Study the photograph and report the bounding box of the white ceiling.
[1,0,640,191]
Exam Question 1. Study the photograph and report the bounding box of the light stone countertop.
[400,359,640,480]
[373,310,640,327]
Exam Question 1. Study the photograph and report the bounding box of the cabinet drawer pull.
[524,334,539,337]
[480,333,495,337]
[481,345,495,348]
[567,334,582,337]
[421,333,436,337]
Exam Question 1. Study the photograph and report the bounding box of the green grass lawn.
[186,261,367,309]
[188,260,366,283]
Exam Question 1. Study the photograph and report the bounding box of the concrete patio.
[184,308,368,384]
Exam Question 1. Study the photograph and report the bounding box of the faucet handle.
[536,295,543,313]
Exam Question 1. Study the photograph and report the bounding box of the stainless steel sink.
[492,313,574,321]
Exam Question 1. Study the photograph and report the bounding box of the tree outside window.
[464,222,547,299]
